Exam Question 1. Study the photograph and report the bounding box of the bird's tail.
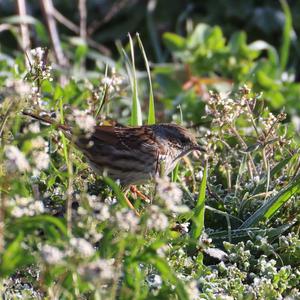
[22,111,70,132]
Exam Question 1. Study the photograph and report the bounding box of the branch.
[39,0,69,67]
[52,7,111,56]
[16,0,31,67]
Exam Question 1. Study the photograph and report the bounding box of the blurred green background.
[1,0,300,122]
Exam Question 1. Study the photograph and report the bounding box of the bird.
[23,111,205,214]
[23,111,205,187]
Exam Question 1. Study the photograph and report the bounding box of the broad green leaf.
[163,32,186,52]
[187,23,210,48]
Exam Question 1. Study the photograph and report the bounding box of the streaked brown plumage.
[23,111,204,186]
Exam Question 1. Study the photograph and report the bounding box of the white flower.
[28,200,44,215]
[78,259,115,282]
[30,47,45,61]
[156,244,172,257]
[156,177,189,213]
[115,209,139,233]
[33,151,50,170]
[146,206,168,231]
[73,110,96,133]
[146,274,162,289]
[30,137,47,149]
[5,145,30,172]
[186,280,200,300]
[41,244,64,264]
[5,78,31,96]
[101,76,113,85]
[10,196,44,218]
[28,122,40,133]
[11,206,26,218]
[70,238,95,257]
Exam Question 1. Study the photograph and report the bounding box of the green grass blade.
[253,154,294,195]
[128,33,142,126]
[136,33,156,125]
[279,0,292,70]
[240,173,300,229]
[59,97,69,166]
[171,162,180,182]
[211,223,293,245]
[103,176,130,209]
[191,162,208,239]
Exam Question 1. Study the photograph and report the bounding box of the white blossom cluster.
[5,145,30,173]
[206,90,251,127]
[40,244,64,265]
[87,195,110,222]
[115,208,139,233]
[27,47,53,107]
[30,47,52,82]
[101,69,124,94]
[9,195,44,218]
[146,205,169,231]
[156,176,189,213]
[4,78,31,96]
[146,274,162,290]
[78,258,115,283]
[5,136,50,176]
[186,280,200,300]
[72,109,96,134]
[69,237,95,258]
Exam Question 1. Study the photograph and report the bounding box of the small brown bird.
[23,111,204,186]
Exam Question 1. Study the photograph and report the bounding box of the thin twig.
[52,7,111,56]
[16,0,31,68]
[230,124,258,178]
[78,0,87,42]
[39,0,69,68]
[78,0,87,71]
[87,0,132,35]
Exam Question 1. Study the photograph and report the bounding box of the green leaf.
[136,33,155,125]
[240,173,300,228]
[163,32,186,52]
[211,223,293,245]
[2,15,37,25]
[191,162,207,239]
[129,34,142,126]
[10,215,68,237]
[0,232,34,277]
[187,23,210,48]
[279,0,292,70]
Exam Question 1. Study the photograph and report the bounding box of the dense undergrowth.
[0,1,300,299]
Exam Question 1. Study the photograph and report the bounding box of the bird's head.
[152,123,205,158]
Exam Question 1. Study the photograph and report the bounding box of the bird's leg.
[124,189,140,216]
[130,185,151,203]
